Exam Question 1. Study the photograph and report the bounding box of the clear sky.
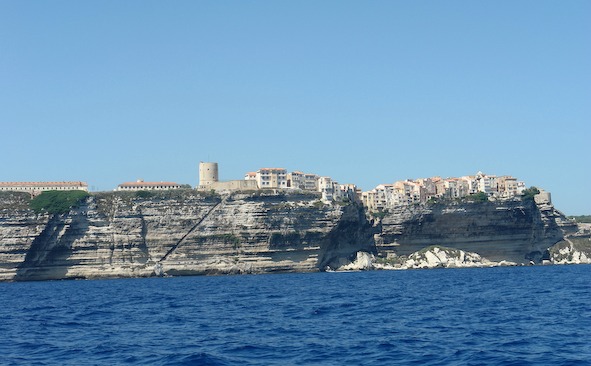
[1,1,589,215]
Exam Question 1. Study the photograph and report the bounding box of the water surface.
[1,265,590,365]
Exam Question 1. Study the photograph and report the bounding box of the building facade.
[362,171,531,210]
[256,168,288,189]
[116,180,183,191]
[0,181,88,196]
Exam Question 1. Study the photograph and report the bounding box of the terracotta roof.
[118,181,180,187]
[0,181,87,187]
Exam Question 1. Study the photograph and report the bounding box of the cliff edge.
[0,191,580,281]
[0,190,375,281]
[374,198,577,266]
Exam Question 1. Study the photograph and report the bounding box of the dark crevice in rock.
[15,208,90,281]
[158,197,225,263]
[318,204,379,270]
[137,208,150,263]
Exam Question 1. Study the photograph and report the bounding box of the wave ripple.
[1,265,591,365]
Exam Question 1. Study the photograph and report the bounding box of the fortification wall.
[207,180,258,192]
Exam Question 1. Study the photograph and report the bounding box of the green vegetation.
[29,190,90,214]
[427,196,440,205]
[203,189,221,199]
[370,210,388,219]
[135,190,155,199]
[312,200,325,208]
[569,215,591,223]
[521,186,540,202]
[466,192,489,203]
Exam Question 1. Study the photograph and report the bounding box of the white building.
[337,184,360,203]
[287,171,305,190]
[318,177,335,202]
[256,168,288,189]
[0,181,88,196]
[303,174,319,191]
[475,171,494,194]
[116,179,183,191]
[460,175,479,195]
[287,171,319,191]
[394,180,423,204]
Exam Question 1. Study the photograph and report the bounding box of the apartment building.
[256,168,288,189]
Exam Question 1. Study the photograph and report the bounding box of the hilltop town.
[0,161,551,208]
[1,161,587,283]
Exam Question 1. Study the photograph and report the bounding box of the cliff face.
[0,191,375,281]
[0,191,579,281]
[375,199,577,263]
[548,224,591,264]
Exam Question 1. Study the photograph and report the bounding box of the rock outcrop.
[0,191,580,281]
[401,245,494,269]
[0,190,375,281]
[375,199,577,264]
[549,224,591,264]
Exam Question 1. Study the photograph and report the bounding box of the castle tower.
[198,162,219,190]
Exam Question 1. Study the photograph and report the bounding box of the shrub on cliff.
[29,190,90,214]
[568,215,591,223]
[135,190,155,199]
[466,192,489,203]
[521,186,540,202]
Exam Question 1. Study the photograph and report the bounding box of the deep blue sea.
[1,265,591,365]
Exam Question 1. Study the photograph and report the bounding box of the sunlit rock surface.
[0,190,581,281]
[0,191,375,281]
[549,224,591,264]
[375,200,577,264]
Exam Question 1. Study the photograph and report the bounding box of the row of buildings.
[198,162,359,203]
[361,171,545,211]
[0,162,359,203]
[0,180,183,196]
[1,165,546,208]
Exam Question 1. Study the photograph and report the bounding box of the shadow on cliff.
[317,204,379,270]
[376,199,575,264]
[15,208,90,281]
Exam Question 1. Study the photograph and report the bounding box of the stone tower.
[198,162,219,190]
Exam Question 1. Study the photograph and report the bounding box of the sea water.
[1,265,590,365]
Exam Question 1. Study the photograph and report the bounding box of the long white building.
[116,179,183,191]
[0,181,88,196]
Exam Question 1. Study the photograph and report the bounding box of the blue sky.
[1,1,589,214]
